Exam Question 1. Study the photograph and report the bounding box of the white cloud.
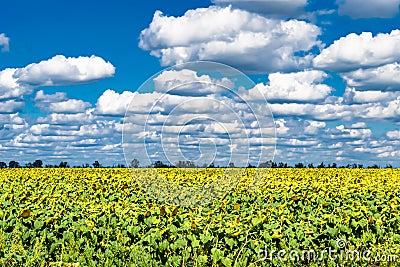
[342,63,400,91]
[304,120,326,134]
[386,130,400,139]
[0,33,9,52]
[96,89,141,116]
[153,69,234,96]
[0,55,115,111]
[329,124,372,139]
[269,97,400,121]
[0,68,33,100]
[34,90,91,114]
[34,90,68,102]
[0,100,24,114]
[48,99,91,114]
[275,119,290,135]
[337,0,400,18]
[37,108,95,125]
[348,122,367,129]
[314,30,400,72]
[343,88,398,103]
[359,97,400,119]
[0,113,28,142]
[242,70,332,102]
[14,55,115,87]
[211,0,308,17]
[269,102,355,120]
[139,6,321,73]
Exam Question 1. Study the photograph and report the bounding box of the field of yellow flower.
[0,168,399,266]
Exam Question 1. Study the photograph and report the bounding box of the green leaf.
[34,220,44,230]
[211,248,224,263]
[197,255,208,264]
[174,238,187,249]
[221,257,233,267]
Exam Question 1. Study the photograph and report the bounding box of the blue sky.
[1,0,400,167]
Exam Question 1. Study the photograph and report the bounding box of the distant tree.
[368,164,379,169]
[33,160,43,168]
[247,163,255,168]
[358,164,363,168]
[228,162,235,168]
[25,162,33,168]
[153,160,168,168]
[271,162,277,168]
[317,162,325,168]
[308,163,314,168]
[117,164,126,168]
[278,162,285,168]
[176,160,196,168]
[59,161,69,168]
[0,162,7,168]
[295,162,304,168]
[259,160,272,168]
[332,163,337,168]
[93,161,101,168]
[386,164,393,168]
[208,162,215,168]
[187,161,196,168]
[130,159,140,168]
[9,161,20,168]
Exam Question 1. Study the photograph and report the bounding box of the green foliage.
[0,168,399,266]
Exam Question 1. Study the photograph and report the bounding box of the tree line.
[0,159,393,169]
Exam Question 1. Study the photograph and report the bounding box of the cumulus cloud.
[269,102,355,120]
[359,97,400,119]
[14,55,115,87]
[342,63,400,91]
[0,100,24,114]
[96,69,237,116]
[0,33,9,52]
[153,69,234,96]
[314,30,400,72]
[271,118,394,166]
[241,70,332,102]
[139,6,321,73]
[269,95,400,121]
[330,124,372,139]
[387,130,400,139]
[304,120,326,134]
[211,0,308,17]
[101,66,276,167]
[34,90,68,102]
[0,113,28,142]
[337,0,400,18]
[0,55,115,113]
[96,89,137,116]
[0,68,33,100]
[37,108,95,125]
[34,90,91,114]
[48,100,91,114]
[343,88,399,103]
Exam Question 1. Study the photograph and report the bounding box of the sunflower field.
[0,168,399,266]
